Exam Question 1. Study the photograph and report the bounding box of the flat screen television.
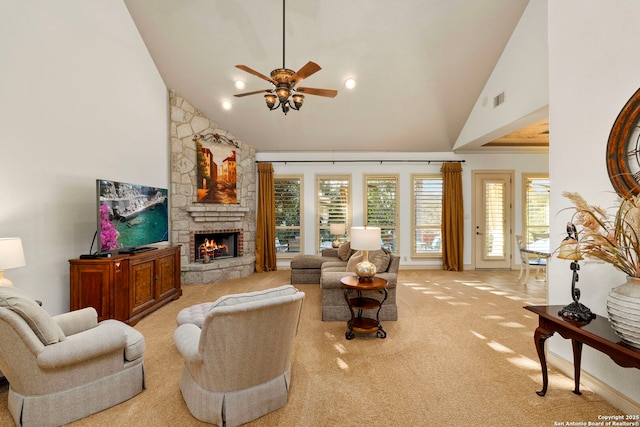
[96,179,169,254]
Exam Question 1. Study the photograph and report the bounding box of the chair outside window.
[516,234,547,284]
[275,237,288,253]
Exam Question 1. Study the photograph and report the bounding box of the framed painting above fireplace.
[196,140,238,204]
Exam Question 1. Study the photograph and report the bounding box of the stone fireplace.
[169,91,256,284]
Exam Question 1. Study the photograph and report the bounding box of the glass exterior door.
[473,171,513,269]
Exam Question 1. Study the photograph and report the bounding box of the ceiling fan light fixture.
[276,86,291,102]
[265,94,277,109]
[292,93,304,109]
[233,0,337,115]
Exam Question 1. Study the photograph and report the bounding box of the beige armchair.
[174,285,305,427]
[0,286,145,427]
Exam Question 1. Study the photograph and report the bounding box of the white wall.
[256,151,549,269]
[454,0,548,151]
[548,0,640,404]
[0,1,168,315]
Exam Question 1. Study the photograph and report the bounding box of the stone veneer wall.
[169,90,256,284]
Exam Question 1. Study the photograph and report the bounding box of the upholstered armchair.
[174,285,305,427]
[0,286,145,427]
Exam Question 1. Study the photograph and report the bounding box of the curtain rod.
[255,160,464,164]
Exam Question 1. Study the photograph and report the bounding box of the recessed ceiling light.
[235,80,246,90]
[222,100,232,110]
[344,78,356,89]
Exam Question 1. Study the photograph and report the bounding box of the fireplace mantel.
[187,205,250,222]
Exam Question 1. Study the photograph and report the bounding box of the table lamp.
[0,237,26,287]
[330,223,346,248]
[350,226,381,281]
[556,223,596,322]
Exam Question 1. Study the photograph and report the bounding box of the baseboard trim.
[397,265,442,270]
[547,353,640,414]
[280,265,443,271]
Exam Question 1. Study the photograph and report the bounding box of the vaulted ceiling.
[124,0,537,153]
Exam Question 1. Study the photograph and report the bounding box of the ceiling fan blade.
[296,87,338,98]
[292,61,321,83]
[235,65,275,84]
[234,89,272,97]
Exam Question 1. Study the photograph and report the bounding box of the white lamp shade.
[0,238,26,270]
[350,227,381,251]
[329,224,346,235]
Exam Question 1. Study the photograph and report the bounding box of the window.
[522,174,550,244]
[316,175,350,252]
[412,174,443,257]
[274,176,303,256]
[365,175,399,252]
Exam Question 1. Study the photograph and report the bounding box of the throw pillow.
[337,241,352,261]
[0,286,65,345]
[346,249,390,273]
[370,249,391,272]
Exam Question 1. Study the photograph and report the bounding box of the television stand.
[70,246,182,325]
[119,247,158,255]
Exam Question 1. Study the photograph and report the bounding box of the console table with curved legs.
[525,305,640,396]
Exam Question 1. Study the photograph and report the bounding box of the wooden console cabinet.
[69,246,182,325]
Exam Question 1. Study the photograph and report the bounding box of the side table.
[341,275,388,340]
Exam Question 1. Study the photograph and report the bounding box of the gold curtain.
[256,162,277,272]
[441,162,464,271]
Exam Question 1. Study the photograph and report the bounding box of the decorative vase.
[606,276,640,349]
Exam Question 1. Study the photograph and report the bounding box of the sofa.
[290,243,399,322]
[0,286,145,427]
[174,285,305,427]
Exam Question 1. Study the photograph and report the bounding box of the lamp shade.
[350,227,381,251]
[0,237,26,270]
[557,239,583,260]
[329,224,346,236]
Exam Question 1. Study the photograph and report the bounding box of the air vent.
[494,92,505,107]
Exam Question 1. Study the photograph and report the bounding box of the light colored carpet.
[0,269,624,426]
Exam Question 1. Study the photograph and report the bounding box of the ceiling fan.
[234,0,338,115]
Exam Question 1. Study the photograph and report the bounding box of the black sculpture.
[558,222,596,322]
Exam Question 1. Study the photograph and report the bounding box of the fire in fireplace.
[194,232,238,262]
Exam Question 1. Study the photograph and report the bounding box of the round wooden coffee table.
[341,275,388,340]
